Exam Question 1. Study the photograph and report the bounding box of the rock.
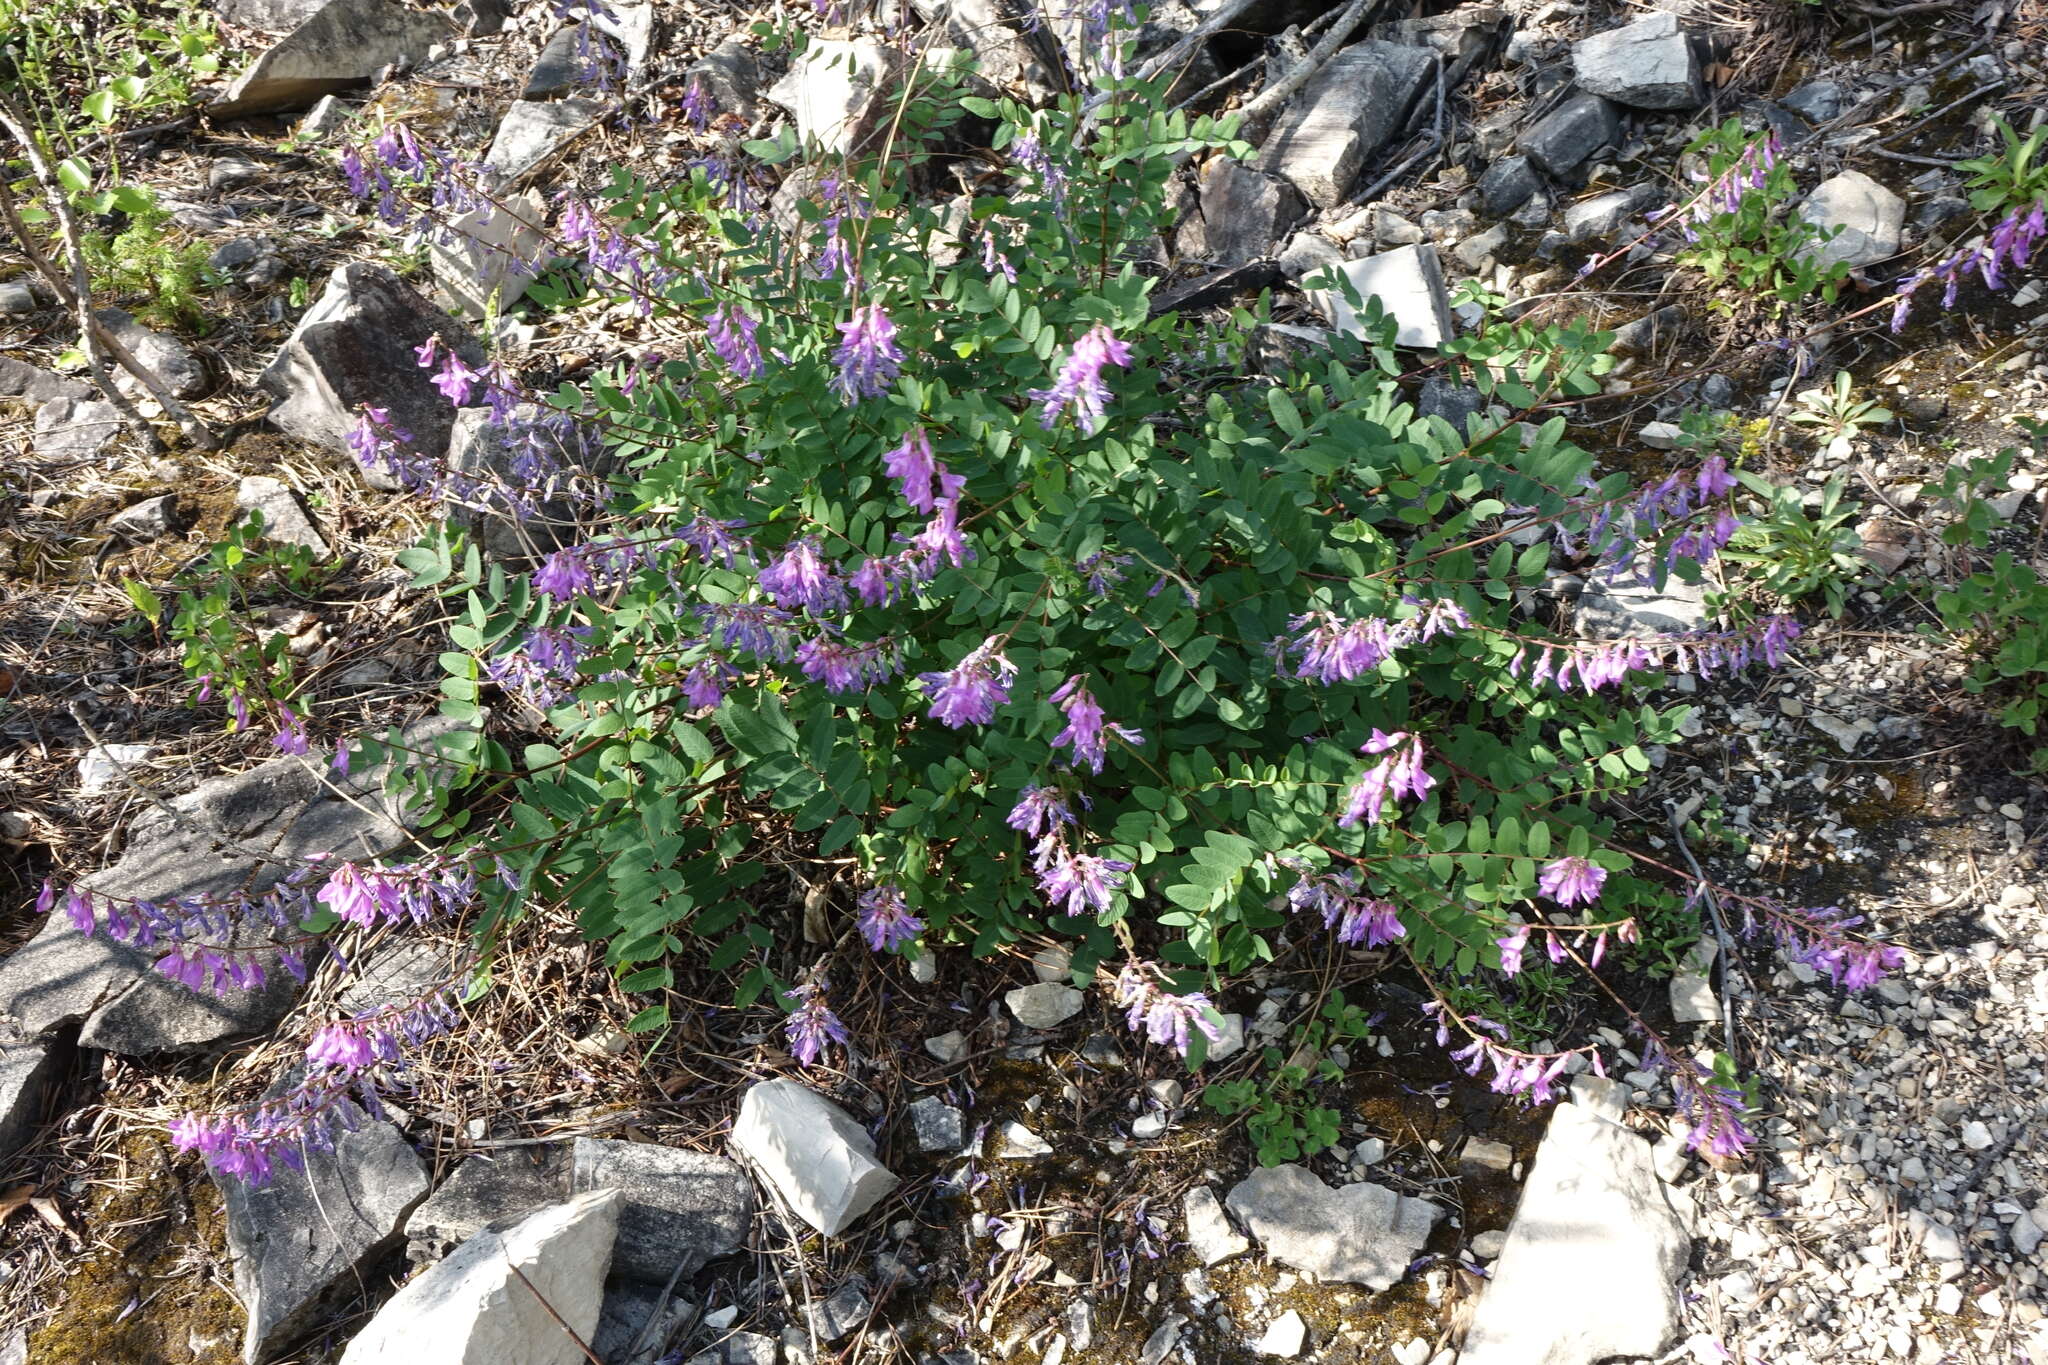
[996,1120,1053,1158]
[590,1278,693,1364]
[1781,80,1843,123]
[1255,1310,1306,1357]
[688,1332,778,1365]
[1030,944,1072,983]
[1470,1228,1507,1259]
[1576,574,1707,637]
[341,1190,619,1365]
[1196,159,1307,266]
[1258,41,1436,208]
[94,307,207,399]
[1856,518,1915,576]
[1418,377,1484,429]
[221,1085,431,1364]
[0,1036,61,1161]
[1459,1103,1689,1365]
[236,476,333,559]
[210,236,286,287]
[1006,981,1084,1029]
[1250,322,1332,376]
[210,0,452,118]
[730,1079,898,1237]
[685,37,767,120]
[523,25,590,99]
[1225,1165,1440,1290]
[1459,1137,1513,1175]
[215,0,330,33]
[485,100,604,189]
[1376,210,1425,246]
[908,1096,965,1153]
[1131,1111,1169,1139]
[1640,421,1686,450]
[1184,1185,1249,1266]
[107,494,184,541]
[1670,972,1719,1023]
[0,281,36,314]
[432,190,545,320]
[209,157,266,193]
[1920,1217,1966,1261]
[1207,1012,1246,1061]
[1478,154,1541,216]
[33,396,124,457]
[1139,1315,1185,1365]
[298,94,355,140]
[1611,304,1688,357]
[766,38,899,157]
[1570,12,1702,110]
[442,406,592,561]
[569,1138,752,1284]
[1521,93,1621,178]
[1960,1120,1995,1151]
[806,1280,871,1343]
[259,262,483,483]
[1315,244,1454,349]
[1564,188,1645,242]
[1454,223,1508,272]
[76,742,152,795]
[0,356,90,406]
[1571,1074,1630,1124]
[924,1030,968,1064]
[588,1,652,83]
[1277,232,1343,282]
[0,718,465,1054]
[405,1147,572,1262]
[910,0,1056,98]
[1800,171,1905,269]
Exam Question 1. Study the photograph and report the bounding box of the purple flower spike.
[831,304,903,404]
[857,884,924,953]
[883,427,942,513]
[1537,855,1608,908]
[758,537,848,615]
[782,970,850,1067]
[1029,323,1132,435]
[272,706,311,756]
[1048,676,1144,774]
[919,638,1017,728]
[1285,868,1404,948]
[1112,961,1223,1058]
[707,303,764,381]
[533,547,596,600]
[1007,784,1080,839]
[1031,838,1133,915]
[1336,730,1434,828]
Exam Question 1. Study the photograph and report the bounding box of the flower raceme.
[782,969,850,1067]
[1337,730,1434,828]
[1285,868,1404,948]
[919,637,1018,728]
[856,884,924,953]
[1114,961,1224,1057]
[1030,324,1132,434]
[1049,676,1144,774]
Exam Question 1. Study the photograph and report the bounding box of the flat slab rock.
[1570,11,1702,110]
[406,1145,572,1262]
[1258,40,1435,209]
[1460,1100,1691,1365]
[0,717,465,1056]
[1225,1163,1440,1289]
[570,1136,753,1283]
[731,1079,898,1237]
[210,0,452,117]
[340,1190,619,1365]
[222,1087,431,1364]
[0,1035,63,1163]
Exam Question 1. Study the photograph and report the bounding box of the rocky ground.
[2,0,2047,1362]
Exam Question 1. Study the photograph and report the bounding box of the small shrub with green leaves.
[46,15,1914,1180]
[1654,120,1850,312]
[1721,474,1865,618]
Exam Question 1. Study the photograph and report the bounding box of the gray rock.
[1206,1012,1246,1060]
[406,1147,572,1262]
[214,0,330,33]
[95,307,207,399]
[485,99,604,188]
[590,1276,693,1365]
[431,190,544,320]
[1254,1309,1306,1357]
[1277,232,1343,282]
[1140,1315,1185,1365]
[1454,223,1508,272]
[688,1333,778,1365]
[209,157,266,193]
[0,718,465,1054]
[259,261,483,483]
[1459,1103,1690,1365]
[807,1280,871,1343]
[588,1,652,83]
[524,25,591,99]
[442,405,594,561]
[1315,243,1454,349]
[1418,377,1484,430]
[910,0,1056,98]
[1196,159,1307,267]
[1576,574,1707,637]
[908,1096,966,1153]
[684,37,766,120]
[1570,12,1701,110]
[1563,188,1645,242]
[1376,209,1425,246]
[0,1036,61,1162]
[1249,322,1332,376]
[107,494,184,541]
[210,0,452,118]
[1184,1185,1249,1266]
[210,236,286,287]
[1459,1137,1514,1175]
[766,38,899,157]
[924,1030,968,1064]
[730,1079,898,1237]
[1224,1165,1440,1289]
[0,356,90,406]
[33,396,124,458]
[570,1138,753,1284]
[1671,971,1720,1023]
[1800,170,1905,269]
[1781,79,1842,123]
[996,1120,1052,1159]
[1258,41,1436,208]
[0,281,36,314]
[1571,1074,1630,1124]
[236,476,332,559]
[1611,304,1688,357]
[298,94,355,140]
[340,1190,621,1365]
[1521,93,1621,178]
[221,1086,431,1364]
[1006,981,1084,1029]
[1478,154,1541,216]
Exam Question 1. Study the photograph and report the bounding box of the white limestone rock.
[731,1079,898,1236]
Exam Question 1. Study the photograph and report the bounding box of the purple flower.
[305,1022,384,1070]
[857,884,924,953]
[919,638,1017,728]
[1496,927,1529,977]
[1029,324,1132,434]
[429,350,481,405]
[696,602,799,661]
[1113,962,1224,1057]
[1048,676,1143,774]
[681,77,714,130]
[883,427,942,513]
[62,886,95,935]
[795,635,898,694]
[1336,730,1434,828]
[1010,131,1069,216]
[831,304,904,404]
[1285,869,1403,948]
[679,515,753,569]
[533,547,595,600]
[1007,784,1079,838]
[1537,855,1608,908]
[758,537,848,614]
[782,970,850,1067]
[272,706,310,756]
[1032,838,1133,915]
[707,303,764,380]
[681,656,738,709]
